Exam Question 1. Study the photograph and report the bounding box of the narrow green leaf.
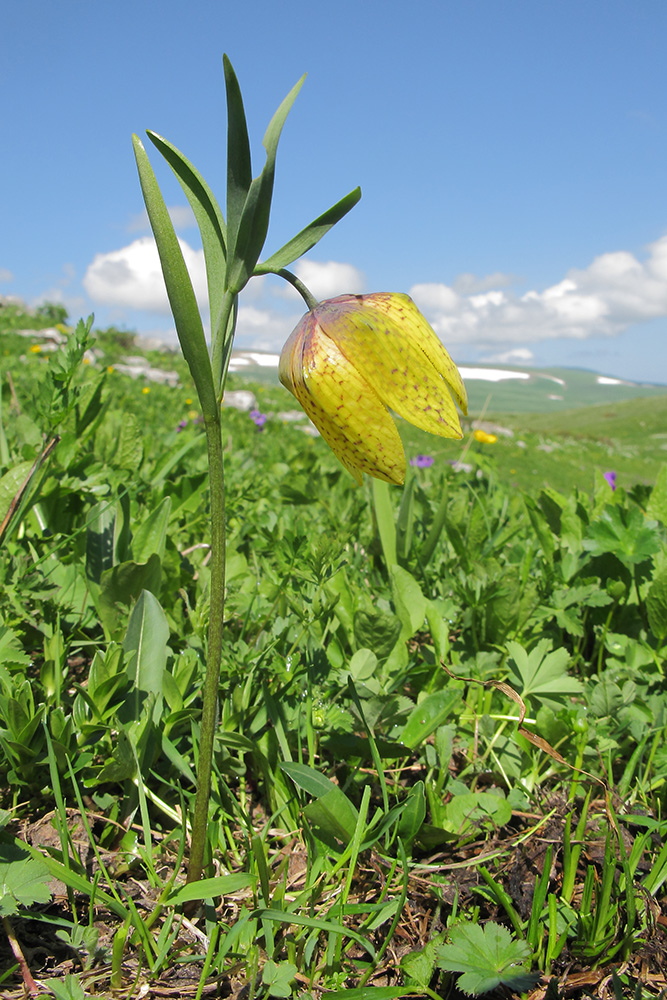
[146,130,227,334]
[254,187,362,275]
[132,135,217,420]
[168,873,256,905]
[251,907,376,959]
[223,54,252,268]
[325,989,413,999]
[226,73,305,292]
[23,843,128,919]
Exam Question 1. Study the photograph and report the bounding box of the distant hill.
[228,351,667,415]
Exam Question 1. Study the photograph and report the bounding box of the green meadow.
[0,303,666,999]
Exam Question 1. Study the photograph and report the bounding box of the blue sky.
[3,0,667,382]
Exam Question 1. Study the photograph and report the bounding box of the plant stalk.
[187,410,226,883]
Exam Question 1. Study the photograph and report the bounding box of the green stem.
[187,410,226,883]
[211,290,237,399]
[276,268,319,310]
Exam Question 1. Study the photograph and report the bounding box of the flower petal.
[279,315,406,485]
[315,293,467,439]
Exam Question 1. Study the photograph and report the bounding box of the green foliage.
[436,921,538,995]
[0,303,665,992]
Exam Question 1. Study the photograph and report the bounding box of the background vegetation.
[0,301,666,999]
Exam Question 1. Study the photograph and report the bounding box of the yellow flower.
[279,293,467,485]
[473,429,497,444]
[29,344,42,354]
[142,386,151,395]
[107,365,115,373]
[185,398,193,406]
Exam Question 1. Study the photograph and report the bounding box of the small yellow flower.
[188,410,199,420]
[83,357,91,365]
[473,429,497,444]
[29,344,42,354]
[107,365,115,373]
[279,293,467,485]
[185,398,193,406]
[142,386,151,395]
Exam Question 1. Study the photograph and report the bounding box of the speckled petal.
[315,293,467,439]
[279,314,406,485]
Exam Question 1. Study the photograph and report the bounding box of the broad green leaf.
[348,648,378,681]
[254,186,361,274]
[262,959,297,999]
[280,761,337,798]
[132,496,172,563]
[401,931,447,989]
[22,843,127,919]
[98,554,162,636]
[304,787,358,845]
[400,690,461,749]
[442,791,512,835]
[506,638,582,707]
[436,921,536,995]
[646,464,667,526]
[122,590,169,721]
[85,499,117,583]
[0,626,30,669]
[646,567,667,643]
[281,762,358,843]
[0,842,51,915]
[583,504,660,566]
[0,460,34,528]
[132,135,217,420]
[390,564,427,636]
[353,608,401,661]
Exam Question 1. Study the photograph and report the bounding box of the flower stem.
[276,268,319,311]
[187,409,226,883]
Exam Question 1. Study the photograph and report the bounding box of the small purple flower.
[250,408,268,430]
[410,454,434,469]
[603,470,617,491]
[176,419,188,433]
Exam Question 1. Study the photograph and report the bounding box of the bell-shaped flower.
[279,292,467,485]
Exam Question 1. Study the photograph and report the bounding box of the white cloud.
[411,235,667,350]
[453,271,517,294]
[126,205,197,234]
[291,260,365,300]
[482,347,535,365]
[83,236,207,312]
[235,304,299,352]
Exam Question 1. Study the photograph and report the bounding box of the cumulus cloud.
[290,260,365,300]
[482,347,535,365]
[235,304,300,352]
[411,235,667,350]
[83,237,207,312]
[126,205,197,234]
